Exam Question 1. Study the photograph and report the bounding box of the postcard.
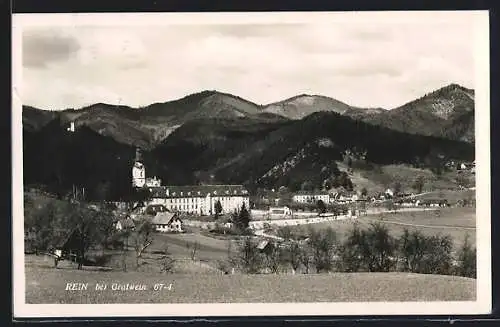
[12,10,491,318]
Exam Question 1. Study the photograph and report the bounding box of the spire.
[135,148,143,162]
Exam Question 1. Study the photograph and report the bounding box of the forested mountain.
[22,83,476,199]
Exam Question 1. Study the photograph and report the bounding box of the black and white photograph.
[12,11,491,317]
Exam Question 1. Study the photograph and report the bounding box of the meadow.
[25,262,476,304]
[285,207,476,250]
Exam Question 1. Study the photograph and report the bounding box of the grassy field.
[25,263,476,304]
[287,207,476,250]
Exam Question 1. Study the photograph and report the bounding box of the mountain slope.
[262,94,354,119]
[23,117,137,200]
[152,111,474,191]
[23,91,271,149]
[356,84,475,142]
[22,105,58,132]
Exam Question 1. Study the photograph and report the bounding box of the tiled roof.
[148,185,249,198]
[151,212,179,225]
[118,218,136,229]
[293,191,330,196]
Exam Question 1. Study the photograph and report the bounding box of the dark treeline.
[23,110,474,200]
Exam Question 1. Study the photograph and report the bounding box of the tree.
[398,231,453,275]
[214,200,223,220]
[159,245,176,273]
[363,222,397,272]
[277,226,293,240]
[26,200,59,254]
[398,229,428,273]
[384,200,396,213]
[361,187,368,197]
[299,244,313,274]
[316,200,326,215]
[308,227,338,273]
[233,203,251,232]
[455,233,476,278]
[412,176,425,194]
[132,221,154,269]
[393,181,402,197]
[236,237,262,274]
[338,223,367,272]
[186,241,200,261]
[264,241,286,274]
[284,242,302,274]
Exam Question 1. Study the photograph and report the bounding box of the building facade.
[131,150,249,216]
[292,192,330,204]
[147,185,250,216]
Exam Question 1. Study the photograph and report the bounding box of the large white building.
[292,191,330,204]
[147,185,250,216]
[131,149,249,216]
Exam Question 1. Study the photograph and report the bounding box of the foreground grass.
[25,264,475,304]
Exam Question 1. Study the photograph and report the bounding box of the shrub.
[454,233,476,278]
[338,223,367,272]
[308,227,339,273]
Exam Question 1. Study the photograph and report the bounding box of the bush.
[308,227,339,273]
[454,234,476,278]
[337,223,367,272]
[398,229,453,275]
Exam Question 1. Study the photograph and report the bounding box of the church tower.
[132,148,146,188]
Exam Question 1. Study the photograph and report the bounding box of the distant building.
[132,149,146,188]
[268,206,292,218]
[385,189,394,198]
[131,148,249,216]
[292,191,329,204]
[151,212,183,233]
[66,121,75,133]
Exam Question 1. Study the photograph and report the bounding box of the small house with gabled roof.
[151,212,183,233]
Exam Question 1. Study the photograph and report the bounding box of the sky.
[18,12,478,111]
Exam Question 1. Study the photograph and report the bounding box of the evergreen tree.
[214,200,223,220]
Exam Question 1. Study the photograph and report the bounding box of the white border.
[12,11,491,318]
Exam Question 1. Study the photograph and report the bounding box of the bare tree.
[285,242,302,274]
[186,241,200,261]
[299,244,313,274]
[236,237,262,274]
[132,221,154,269]
[264,241,286,274]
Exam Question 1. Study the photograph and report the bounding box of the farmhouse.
[49,228,84,265]
[292,191,329,204]
[131,149,249,215]
[151,212,183,233]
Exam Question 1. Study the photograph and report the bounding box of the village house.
[49,228,85,267]
[115,217,136,231]
[329,191,358,204]
[151,212,183,233]
[417,199,449,207]
[131,149,249,216]
[292,191,329,204]
[268,206,293,219]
